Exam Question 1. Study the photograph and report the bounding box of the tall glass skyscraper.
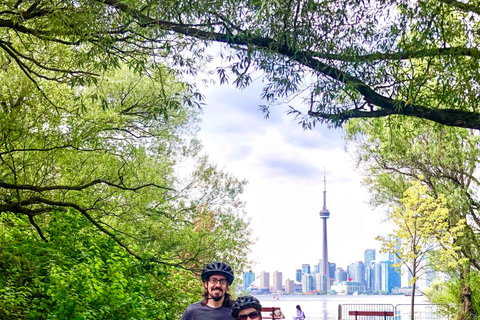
[295,269,302,282]
[302,273,315,292]
[243,271,255,291]
[364,249,376,267]
[373,261,401,293]
[335,268,347,282]
[302,264,311,275]
[364,249,376,291]
[347,263,356,280]
[329,262,336,279]
[386,261,401,292]
[354,261,366,286]
[314,263,320,277]
[373,262,382,292]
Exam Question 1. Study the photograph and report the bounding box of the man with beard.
[180,261,235,320]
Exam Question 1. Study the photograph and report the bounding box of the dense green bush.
[0,211,200,319]
[425,273,480,319]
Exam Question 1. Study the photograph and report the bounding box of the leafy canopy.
[377,179,466,279]
[3,0,480,129]
[0,54,253,319]
[345,115,480,319]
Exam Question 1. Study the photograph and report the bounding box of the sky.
[194,55,393,282]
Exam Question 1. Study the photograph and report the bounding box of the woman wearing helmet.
[180,261,235,320]
[231,295,263,320]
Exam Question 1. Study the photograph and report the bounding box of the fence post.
[338,304,342,320]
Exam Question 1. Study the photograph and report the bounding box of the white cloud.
[196,75,392,281]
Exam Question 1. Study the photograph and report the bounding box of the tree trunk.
[457,284,476,320]
[410,281,416,320]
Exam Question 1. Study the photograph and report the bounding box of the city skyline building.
[335,267,347,282]
[246,245,406,295]
[302,273,315,292]
[295,269,302,282]
[315,273,322,291]
[366,266,373,292]
[373,262,382,292]
[347,263,355,280]
[354,261,366,286]
[364,249,376,268]
[272,271,283,293]
[319,174,331,291]
[242,271,255,291]
[314,263,320,275]
[285,278,295,294]
[364,249,376,292]
[302,263,311,275]
[329,262,336,280]
[260,271,270,291]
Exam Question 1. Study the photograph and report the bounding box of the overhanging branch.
[438,0,480,15]
[0,179,173,192]
[97,0,480,130]
[29,197,144,260]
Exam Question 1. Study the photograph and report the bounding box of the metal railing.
[338,304,449,320]
[395,304,449,320]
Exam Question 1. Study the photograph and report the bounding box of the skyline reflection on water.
[255,294,432,320]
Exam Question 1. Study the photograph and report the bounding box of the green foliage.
[377,179,466,279]
[0,210,200,319]
[3,0,480,128]
[345,117,480,271]
[0,48,253,318]
[345,116,480,318]
[425,274,480,320]
[376,179,466,319]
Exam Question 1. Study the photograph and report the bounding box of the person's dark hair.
[231,295,262,319]
[201,288,233,307]
[296,305,302,310]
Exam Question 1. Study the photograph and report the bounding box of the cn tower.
[319,174,330,292]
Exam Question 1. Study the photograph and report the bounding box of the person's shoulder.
[185,301,203,310]
[182,302,233,320]
[181,301,203,320]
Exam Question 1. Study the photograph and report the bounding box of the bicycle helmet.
[201,261,234,285]
[231,295,262,319]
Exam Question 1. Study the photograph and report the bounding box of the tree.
[3,0,480,129]
[377,179,466,320]
[425,275,480,320]
[0,58,253,317]
[345,117,480,319]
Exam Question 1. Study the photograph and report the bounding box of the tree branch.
[0,144,107,156]
[29,197,144,260]
[0,179,173,192]
[438,0,480,15]
[28,214,48,242]
[313,46,480,62]
[97,0,480,130]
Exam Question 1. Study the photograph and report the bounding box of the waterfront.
[255,294,433,320]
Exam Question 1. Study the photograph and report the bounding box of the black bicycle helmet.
[201,261,234,285]
[231,295,262,319]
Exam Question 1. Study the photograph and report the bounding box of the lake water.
[255,294,433,320]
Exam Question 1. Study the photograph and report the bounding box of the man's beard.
[209,287,225,301]
[211,295,223,301]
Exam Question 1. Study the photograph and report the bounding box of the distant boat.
[353,292,358,296]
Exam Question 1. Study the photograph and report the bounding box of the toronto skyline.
[197,70,394,280]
